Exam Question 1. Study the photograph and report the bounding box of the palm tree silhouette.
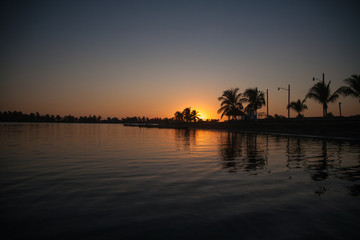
[339,74,360,102]
[287,99,308,117]
[306,81,341,117]
[182,107,192,122]
[174,111,184,121]
[217,88,244,120]
[242,87,266,119]
[190,109,200,122]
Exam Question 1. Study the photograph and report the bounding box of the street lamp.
[278,84,290,118]
[313,73,325,84]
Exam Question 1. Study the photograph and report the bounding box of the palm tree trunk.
[323,105,327,117]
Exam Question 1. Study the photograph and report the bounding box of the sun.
[197,111,211,120]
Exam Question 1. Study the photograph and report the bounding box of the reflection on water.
[1,123,360,239]
[218,132,268,173]
[215,131,360,190]
[175,129,197,151]
[286,137,306,169]
[307,140,332,181]
[285,137,360,187]
[174,129,360,198]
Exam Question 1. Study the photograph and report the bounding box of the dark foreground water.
[1,123,360,239]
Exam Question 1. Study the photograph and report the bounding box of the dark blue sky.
[1,0,359,118]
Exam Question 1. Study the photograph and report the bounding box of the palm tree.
[339,74,360,102]
[174,111,184,121]
[190,110,200,122]
[182,107,192,122]
[242,87,266,118]
[287,99,308,117]
[217,88,244,120]
[306,81,341,117]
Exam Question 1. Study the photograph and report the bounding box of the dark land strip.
[155,118,360,141]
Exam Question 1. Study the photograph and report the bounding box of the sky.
[1,0,359,120]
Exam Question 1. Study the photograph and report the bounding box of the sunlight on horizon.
[197,111,211,121]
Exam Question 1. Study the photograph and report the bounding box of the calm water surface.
[1,123,360,239]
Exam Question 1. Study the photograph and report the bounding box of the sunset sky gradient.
[1,0,359,119]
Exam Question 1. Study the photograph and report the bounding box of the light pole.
[339,102,342,117]
[313,73,325,85]
[266,89,269,118]
[278,84,290,118]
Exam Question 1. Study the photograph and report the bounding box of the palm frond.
[341,75,360,99]
[218,88,243,119]
[328,92,340,102]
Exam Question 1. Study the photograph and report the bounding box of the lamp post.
[278,84,290,118]
[313,73,325,85]
[339,102,342,117]
[266,89,269,118]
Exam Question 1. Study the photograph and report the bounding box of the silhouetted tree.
[29,112,36,121]
[55,115,61,122]
[242,87,266,118]
[64,115,76,122]
[182,107,192,122]
[217,88,244,120]
[306,80,341,117]
[36,112,41,121]
[287,99,308,117]
[174,111,184,121]
[190,109,200,122]
[339,74,360,102]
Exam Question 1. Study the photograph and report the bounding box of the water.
[1,123,359,239]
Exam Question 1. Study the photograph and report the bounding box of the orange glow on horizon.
[198,112,208,120]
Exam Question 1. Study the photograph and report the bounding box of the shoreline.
[157,118,360,141]
[2,118,360,141]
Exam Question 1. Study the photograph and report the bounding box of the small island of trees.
[174,107,200,122]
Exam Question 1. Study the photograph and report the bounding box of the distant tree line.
[0,111,121,123]
[121,116,172,123]
[0,111,190,124]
